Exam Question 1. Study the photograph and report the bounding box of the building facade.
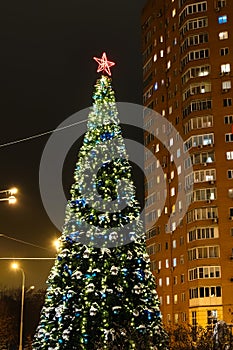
[142,0,233,328]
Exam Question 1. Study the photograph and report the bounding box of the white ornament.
[110,266,118,275]
[109,231,118,241]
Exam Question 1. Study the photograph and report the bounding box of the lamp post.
[11,262,25,350]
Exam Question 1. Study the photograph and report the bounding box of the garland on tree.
[32,71,168,350]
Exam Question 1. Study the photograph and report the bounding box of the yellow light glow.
[8,196,17,204]
[9,187,18,195]
[53,239,60,251]
[11,262,19,270]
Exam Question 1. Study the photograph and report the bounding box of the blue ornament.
[90,150,96,157]
[66,236,73,243]
[144,310,153,321]
[122,268,128,276]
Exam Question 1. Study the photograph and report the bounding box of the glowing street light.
[11,262,25,350]
[0,187,18,204]
[8,187,18,195]
[53,238,61,251]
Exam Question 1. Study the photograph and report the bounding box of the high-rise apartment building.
[142,0,233,328]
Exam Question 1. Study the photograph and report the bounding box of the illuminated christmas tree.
[33,53,168,350]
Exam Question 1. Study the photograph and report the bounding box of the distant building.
[141,0,233,328]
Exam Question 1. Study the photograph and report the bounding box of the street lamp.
[11,262,25,350]
[0,187,18,204]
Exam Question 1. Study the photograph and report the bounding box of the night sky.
[0,0,147,289]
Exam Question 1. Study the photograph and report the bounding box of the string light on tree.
[32,53,168,350]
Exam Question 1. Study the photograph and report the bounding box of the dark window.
[224,98,232,107]
[200,287,204,297]
[220,47,229,56]
[216,286,221,297]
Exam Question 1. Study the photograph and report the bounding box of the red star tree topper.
[93,52,115,76]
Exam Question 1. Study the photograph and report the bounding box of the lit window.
[156,159,160,168]
[157,175,160,184]
[159,278,162,286]
[222,81,231,90]
[174,294,178,305]
[154,82,158,90]
[166,259,169,268]
[173,240,177,249]
[160,50,164,57]
[161,79,165,85]
[170,137,173,146]
[154,53,157,62]
[166,277,170,286]
[172,222,176,231]
[221,63,231,73]
[166,295,170,304]
[207,310,218,325]
[162,109,165,116]
[219,31,228,40]
[226,151,233,160]
[164,206,168,214]
[171,170,174,179]
[171,187,175,196]
[173,258,177,267]
[173,37,177,45]
[167,46,171,54]
[156,144,160,152]
[167,60,171,70]
[178,165,181,174]
[218,15,227,24]
[160,35,163,43]
[172,8,176,17]
[158,260,162,269]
